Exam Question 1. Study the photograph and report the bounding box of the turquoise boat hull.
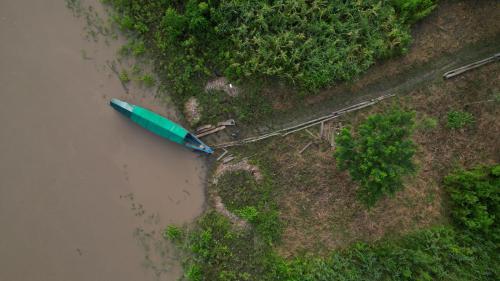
[110,98,213,154]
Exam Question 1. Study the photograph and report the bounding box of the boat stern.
[184,133,214,154]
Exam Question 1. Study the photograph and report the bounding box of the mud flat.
[0,1,205,280]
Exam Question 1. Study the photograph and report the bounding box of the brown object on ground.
[196,124,214,133]
[222,155,234,164]
[443,53,500,79]
[196,125,226,138]
[184,97,202,125]
[217,119,236,126]
[299,142,313,154]
[212,159,263,185]
[205,77,239,97]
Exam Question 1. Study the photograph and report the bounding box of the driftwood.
[196,124,214,133]
[216,149,229,161]
[299,142,313,154]
[217,119,236,126]
[443,53,499,79]
[196,126,226,138]
[212,93,395,149]
[222,155,235,164]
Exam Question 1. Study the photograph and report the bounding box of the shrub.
[446,110,475,129]
[391,0,438,24]
[445,164,500,241]
[335,109,416,207]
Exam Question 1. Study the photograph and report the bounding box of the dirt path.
[0,1,205,281]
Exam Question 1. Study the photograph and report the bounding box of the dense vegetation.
[335,109,416,207]
[445,164,500,242]
[166,164,499,281]
[104,0,437,123]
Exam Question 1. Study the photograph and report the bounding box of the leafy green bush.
[335,109,416,207]
[446,110,475,129]
[445,164,500,241]
[391,0,438,24]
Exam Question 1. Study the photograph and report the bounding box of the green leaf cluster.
[391,0,438,24]
[335,109,416,207]
[445,164,500,241]
[447,110,475,129]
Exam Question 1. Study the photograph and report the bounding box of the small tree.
[335,110,416,207]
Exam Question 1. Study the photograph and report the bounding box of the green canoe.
[110,98,213,154]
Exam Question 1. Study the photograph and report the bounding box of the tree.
[335,109,416,207]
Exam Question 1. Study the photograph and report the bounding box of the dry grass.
[261,63,500,257]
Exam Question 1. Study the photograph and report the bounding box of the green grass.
[172,212,498,281]
[446,110,475,129]
[215,162,282,245]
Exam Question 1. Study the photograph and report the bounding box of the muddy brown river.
[0,1,206,280]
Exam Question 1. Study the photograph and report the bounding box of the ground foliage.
[216,169,282,245]
[172,214,498,281]
[446,110,475,129]
[167,164,499,281]
[104,0,436,123]
[445,164,500,242]
[335,109,416,207]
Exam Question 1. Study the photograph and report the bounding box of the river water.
[0,1,206,280]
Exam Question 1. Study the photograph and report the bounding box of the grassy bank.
[167,61,499,280]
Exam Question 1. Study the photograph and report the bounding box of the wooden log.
[217,119,236,126]
[196,124,214,133]
[196,126,226,138]
[443,53,499,79]
[299,142,313,154]
[216,149,228,161]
